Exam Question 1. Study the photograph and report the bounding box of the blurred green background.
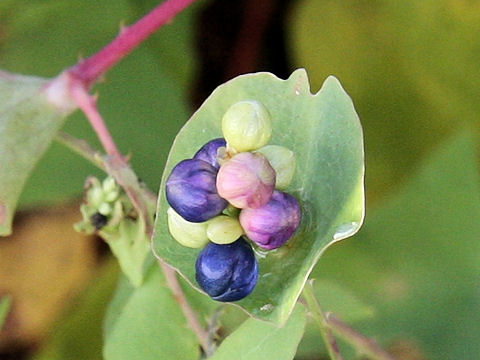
[0,0,479,359]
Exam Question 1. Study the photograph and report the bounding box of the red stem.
[70,0,197,87]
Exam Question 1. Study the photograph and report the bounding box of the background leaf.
[305,131,480,359]
[0,0,195,207]
[103,264,200,360]
[288,0,480,205]
[0,72,66,235]
[210,304,306,360]
[153,69,364,324]
[0,296,12,330]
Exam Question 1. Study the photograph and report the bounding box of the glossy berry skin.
[240,190,301,250]
[193,138,226,169]
[166,159,228,222]
[195,238,259,302]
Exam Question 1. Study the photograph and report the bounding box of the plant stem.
[57,132,210,353]
[302,282,344,360]
[325,313,397,360]
[70,83,121,157]
[56,131,106,171]
[69,0,198,88]
[159,260,210,353]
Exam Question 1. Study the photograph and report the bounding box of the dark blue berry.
[90,212,108,230]
[195,238,259,302]
[193,138,226,169]
[166,159,228,222]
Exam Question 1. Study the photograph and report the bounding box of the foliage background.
[0,0,479,359]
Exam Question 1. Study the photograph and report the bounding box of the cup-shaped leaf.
[153,69,364,324]
[0,71,68,235]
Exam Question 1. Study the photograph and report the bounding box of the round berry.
[193,138,226,169]
[167,207,209,248]
[206,215,243,245]
[222,100,272,152]
[256,145,296,190]
[240,190,301,250]
[166,159,228,222]
[195,238,259,302]
[216,152,275,209]
[90,212,108,230]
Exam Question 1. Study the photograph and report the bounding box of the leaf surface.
[153,70,364,324]
[210,304,306,360]
[103,265,199,360]
[0,71,66,235]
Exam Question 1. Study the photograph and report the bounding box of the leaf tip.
[288,68,311,95]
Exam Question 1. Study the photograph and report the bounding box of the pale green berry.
[222,100,272,152]
[102,176,117,193]
[167,207,209,248]
[256,145,296,189]
[87,187,104,206]
[206,215,244,245]
[98,202,112,216]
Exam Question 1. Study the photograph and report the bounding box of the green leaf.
[0,295,12,330]
[288,0,480,204]
[153,70,365,324]
[313,280,375,322]
[103,264,200,360]
[0,0,192,207]
[310,131,480,359]
[210,304,306,360]
[0,71,66,235]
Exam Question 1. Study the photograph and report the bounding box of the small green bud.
[98,202,112,216]
[206,215,243,245]
[102,176,117,193]
[167,207,209,248]
[256,145,296,189]
[222,100,272,152]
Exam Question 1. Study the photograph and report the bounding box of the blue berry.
[195,238,259,302]
[193,138,226,169]
[166,159,228,222]
[240,190,301,250]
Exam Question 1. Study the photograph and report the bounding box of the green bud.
[102,176,117,193]
[256,145,296,189]
[206,215,244,245]
[98,202,112,216]
[222,100,272,152]
[167,207,209,248]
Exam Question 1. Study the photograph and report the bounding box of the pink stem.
[70,0,198,87]
[70,83,121,157]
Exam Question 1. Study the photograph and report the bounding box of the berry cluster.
[166,100,301,302]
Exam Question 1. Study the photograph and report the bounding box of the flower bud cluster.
[165,100,301,302]
[75,176,131,234]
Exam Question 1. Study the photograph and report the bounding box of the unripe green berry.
[222,100,272,152]
[256,145,296,189]
[206,215,243,245]
[167,207,209,248]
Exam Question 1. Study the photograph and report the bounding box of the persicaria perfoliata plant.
[165,100,301,302]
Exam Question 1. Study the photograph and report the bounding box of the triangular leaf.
[153,70,364,324]
[210,304,306,360]
[103,265,200,360]
[0,71,67,235]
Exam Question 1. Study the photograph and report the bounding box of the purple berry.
[193,138,226,169]
[166,159,228,222]
[216,152,275,209]
[195,238,259,302]
[240,190,301,250]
